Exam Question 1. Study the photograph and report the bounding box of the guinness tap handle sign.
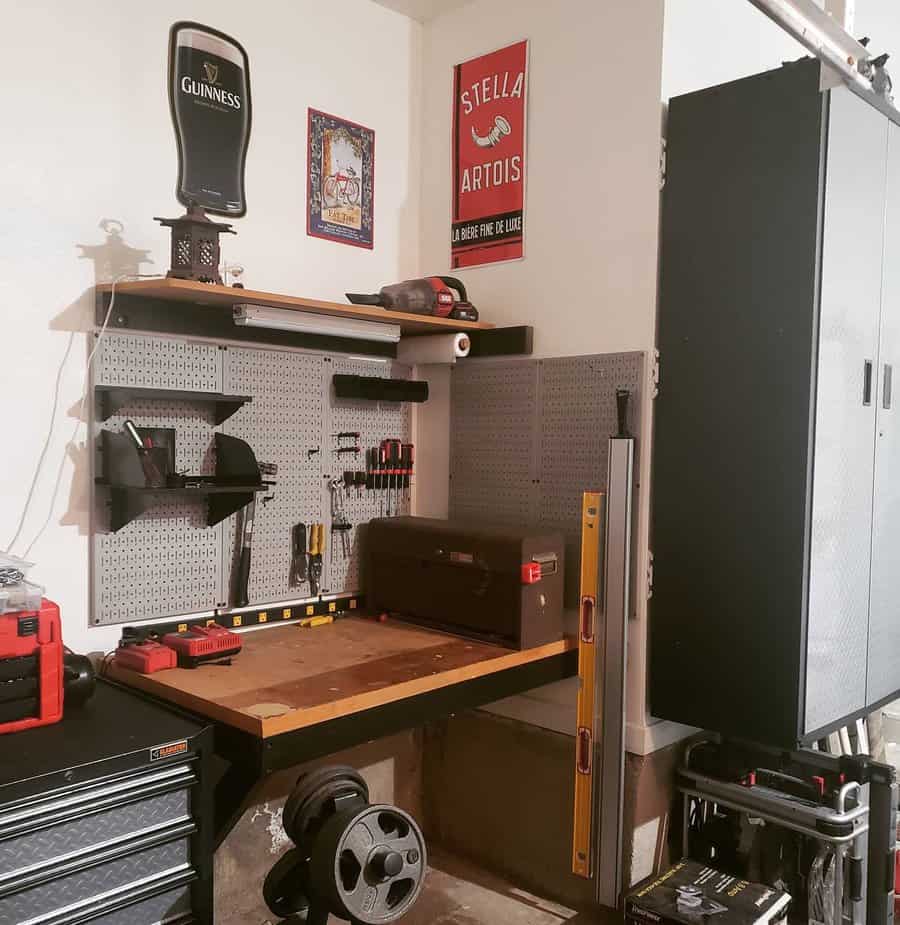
[168,22,252,216]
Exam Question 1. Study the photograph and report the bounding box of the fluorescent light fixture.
[233,304,401,343]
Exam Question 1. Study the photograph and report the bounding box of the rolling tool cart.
[0,679,213,924]
[678,739,898,925]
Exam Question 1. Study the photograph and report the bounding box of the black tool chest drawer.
[0,681,212,925]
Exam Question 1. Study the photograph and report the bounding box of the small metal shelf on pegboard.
[95,481,267,532]
[96,431,269,532]
[95,385,252,424]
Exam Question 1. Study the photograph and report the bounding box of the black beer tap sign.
[168,22,252,216]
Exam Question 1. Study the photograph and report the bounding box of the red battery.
[0,599,64,735]
[113,640,178,674]
[162,623,242,668]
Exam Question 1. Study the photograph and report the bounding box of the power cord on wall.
[4,273,162,559]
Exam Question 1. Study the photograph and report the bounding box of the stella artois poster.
[451,40,528,269]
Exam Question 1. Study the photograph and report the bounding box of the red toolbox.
[0,599,63,734]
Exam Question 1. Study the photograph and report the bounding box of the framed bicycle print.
[307,108,375,249]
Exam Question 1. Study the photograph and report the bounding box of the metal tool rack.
[679,740,898,925]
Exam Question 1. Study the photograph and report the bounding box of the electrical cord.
[5,273,162,558]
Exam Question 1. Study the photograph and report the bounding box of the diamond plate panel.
[92,887,191,925]
[326,357,413,594]
[95,334,220,391]
[450,353,644,606]
[0,838,190,925]
[223,347,325,606]
[0,789,189,882]
[449,361,539,524]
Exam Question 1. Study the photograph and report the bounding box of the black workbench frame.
[131,646,578,846]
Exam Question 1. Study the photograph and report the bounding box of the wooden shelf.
[98,278,494,337]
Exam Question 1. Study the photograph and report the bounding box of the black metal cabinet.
[0,681,212,924]
[651,59,900,747]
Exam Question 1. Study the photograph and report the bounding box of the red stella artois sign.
[451,40,528,268]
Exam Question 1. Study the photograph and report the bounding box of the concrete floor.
[269,849,617,925]
[398,850,616,925]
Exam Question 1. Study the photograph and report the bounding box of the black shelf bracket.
[97,432,265,532]
[95,385,251,425]
[462,325,533,358]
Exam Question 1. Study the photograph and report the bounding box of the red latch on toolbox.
[521,562,542,584]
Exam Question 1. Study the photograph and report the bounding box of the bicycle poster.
[451,39,528,269]
[307,108,374,248]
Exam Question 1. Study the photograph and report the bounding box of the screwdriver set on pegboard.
[91,336,414,626]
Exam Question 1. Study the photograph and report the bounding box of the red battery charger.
[113,640,178,674]
[162,623,242,668]
[0,599,64,735]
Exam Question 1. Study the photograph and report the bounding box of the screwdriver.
[379,443,388,516]
[366,448,375,493]
[389,439,402,516]
[402,443,414,508]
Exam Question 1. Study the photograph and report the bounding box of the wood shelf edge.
[96,279,496,336]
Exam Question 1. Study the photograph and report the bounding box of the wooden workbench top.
[105,618,575,739]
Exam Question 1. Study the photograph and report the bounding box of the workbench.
[106,617,577,843]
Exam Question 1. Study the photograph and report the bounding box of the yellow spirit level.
[572,491,604,878]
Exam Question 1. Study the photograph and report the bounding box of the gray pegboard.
[450,352,644,606]
[326,357,413,594]
[91,333,412,626]
[94,333,221,391]
[449,361,540,524]
[92,336,225,625]
[222,347,326,607]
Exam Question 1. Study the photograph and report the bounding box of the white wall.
[0,0,421,655]
[416,0,666,750]
[663,0,900,103]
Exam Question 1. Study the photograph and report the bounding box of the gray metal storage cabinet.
[651,59,900,747]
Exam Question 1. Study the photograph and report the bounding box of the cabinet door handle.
[864,360,874,406]
[884,363,893,410]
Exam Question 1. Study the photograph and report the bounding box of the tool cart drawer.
[0,765,195,886]
[0,681,213,925]
[0,835,192,924]
[89,886,192,925]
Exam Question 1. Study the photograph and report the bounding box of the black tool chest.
[0,680,212,925]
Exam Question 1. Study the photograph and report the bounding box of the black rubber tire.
[282,765,369,855]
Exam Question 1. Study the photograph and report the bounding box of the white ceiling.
[371,0,474,22]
